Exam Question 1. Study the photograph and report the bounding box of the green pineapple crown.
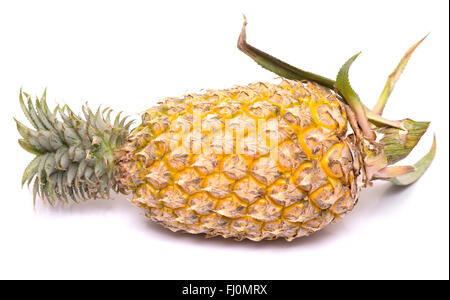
[15,90,132,206]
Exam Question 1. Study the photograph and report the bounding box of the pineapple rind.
[117,79,365,241]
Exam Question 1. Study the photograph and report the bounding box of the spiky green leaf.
[66,163,78,186]
[22,156,40,187]
[18,139,43,155]
[336,53,374,139]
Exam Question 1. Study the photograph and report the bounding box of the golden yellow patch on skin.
[267,179,306,207]
[192,153,220,175]
[165,147,192,171]
[187,192,215,215]
[233,177,264,204]
[277,141,307,171]
[293,162,328,192]
[202,173,234,199]
[215,195,248,218]
[248,198,283,222]
[283,104,312,129]
[309,184,335,209]
[331,189,357,215]
[230,216,263,233]
[175,168,203,195]
[159,185,188,209]
[302,211,334,232]
[222,154,250,180]
[252,156,281,185]
[283,201,321,223]
[145,161,171,190]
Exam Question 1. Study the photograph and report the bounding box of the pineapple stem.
[15,90,133,205]
[373,34,428,115]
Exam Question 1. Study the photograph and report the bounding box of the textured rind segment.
[118,79,365,241]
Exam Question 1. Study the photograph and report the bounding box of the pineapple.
[15,19,435,241]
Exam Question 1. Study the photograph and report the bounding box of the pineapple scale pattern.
[117,79,365,241]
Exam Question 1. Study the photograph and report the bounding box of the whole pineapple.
[16,19,435,241]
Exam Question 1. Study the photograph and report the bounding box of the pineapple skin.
[117,79,366,241]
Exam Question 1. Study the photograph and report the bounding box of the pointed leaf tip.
[236,16,336,89]
[373,34,429,115]
[390,135,436,186]
[336,52,375,140]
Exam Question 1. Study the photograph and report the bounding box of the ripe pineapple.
[16,19,435,241]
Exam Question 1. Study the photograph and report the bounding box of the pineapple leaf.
[40,89,53,121]
[84,167,95,184]
[94,158,105,178]
[378,120,430,164]
[32,178,40,207]
[73,147,85,162]
[34,96,54,131]
[78,183,87,200]
[15,118,34,139]
[37,153,50,185]
[390,135,436,185]
[372,165,415,180]
[237,16,335,89]
[336,53,374,140]
[68,186,79,204]
[114,111,123,127]
[47,178,57,204]
[63,127,81,145]
[24,92,46,130]
[76,159,88,181]
[43,153,56,181]
[66,163,78,186]
[373,34,428,115]
[18,139,43,155]
[19,90,38,129]
[110,134,118,148]
[57,172,66,202]
[37,131,54,152]
[22,156,40,187]
[54,147,68,170]
[49,133,64,150]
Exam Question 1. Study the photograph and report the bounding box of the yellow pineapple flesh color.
[117,79,366,241]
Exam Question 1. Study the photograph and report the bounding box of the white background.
[0,0,448,280]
